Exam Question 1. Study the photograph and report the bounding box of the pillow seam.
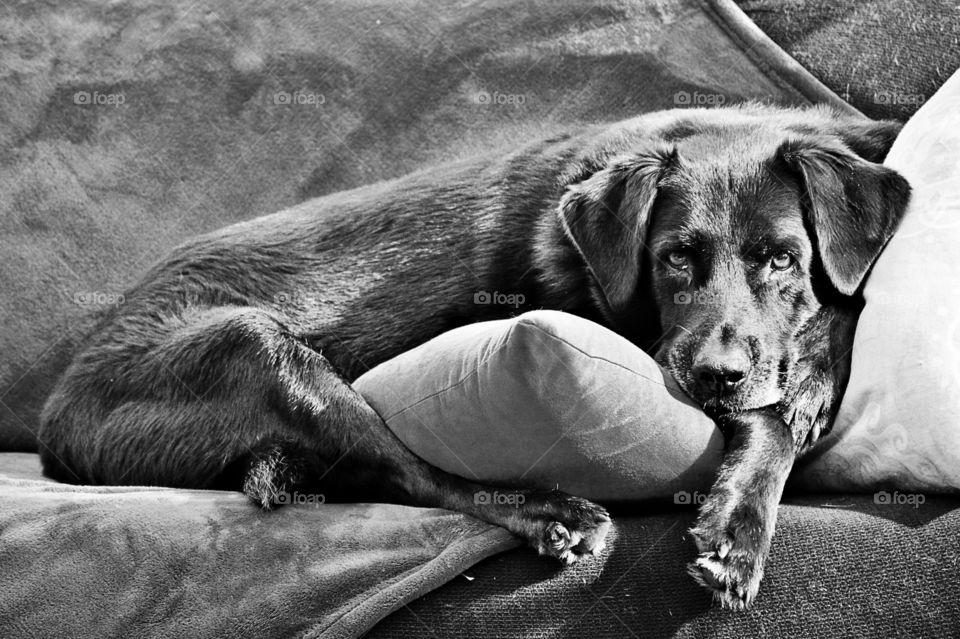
[516,318,692,402]
[384,315,692,421]
[379,321,521,421]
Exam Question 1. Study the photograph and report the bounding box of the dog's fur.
[38,104,911,608]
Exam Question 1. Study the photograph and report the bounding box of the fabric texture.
[735,0,960,121]
[370,494,960,637]
[0,453,520,639]
[791,68,960,493]
[354,311,725,502]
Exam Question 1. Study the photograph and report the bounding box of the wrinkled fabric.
[0,453,520,639]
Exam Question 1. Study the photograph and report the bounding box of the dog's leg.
[252,331,612,564]
[49,306,610,563]
[687,408,793,609]
[302,396,614,563]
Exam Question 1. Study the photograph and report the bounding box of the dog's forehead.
[669,124,786,172]
[651,129,808,248]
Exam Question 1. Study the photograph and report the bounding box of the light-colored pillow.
[353,311,723,502]
[790,70,960,493]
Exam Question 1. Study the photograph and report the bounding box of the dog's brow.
[743,234,805,255]
[652,229,712,253]
[679,230,713,250]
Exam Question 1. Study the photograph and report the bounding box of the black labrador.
[38,103,910,608]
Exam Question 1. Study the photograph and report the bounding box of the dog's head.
[558,107,911,414]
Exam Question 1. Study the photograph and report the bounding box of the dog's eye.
[770,252,794,271]
[666,251,689,269]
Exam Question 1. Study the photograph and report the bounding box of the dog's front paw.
[687,501,769,609]
[532,493,612,564]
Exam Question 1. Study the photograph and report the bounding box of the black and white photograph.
[0,0,958,636]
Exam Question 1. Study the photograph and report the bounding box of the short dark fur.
[38,104,910,604]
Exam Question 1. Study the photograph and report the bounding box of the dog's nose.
[692,349,750,396]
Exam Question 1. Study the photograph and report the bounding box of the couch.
[1,1,957,636]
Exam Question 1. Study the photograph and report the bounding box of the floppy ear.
[557,146,675,313]
[779,136,911,296]
[830,117,904,163]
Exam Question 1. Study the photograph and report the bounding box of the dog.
[38,103,910,609]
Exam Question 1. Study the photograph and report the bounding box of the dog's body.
[38,104,910,608]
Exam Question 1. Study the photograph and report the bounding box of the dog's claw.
[531,495,611,564]
[717,540,731,559]
[688,530,764,609]
[585,537,607,555]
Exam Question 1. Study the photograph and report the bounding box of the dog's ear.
[779,136,911,295]
[558,146,675,313]
[831,118,904,163]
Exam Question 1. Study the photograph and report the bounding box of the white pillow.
[791,69,960,492]
[353,311,724,502]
